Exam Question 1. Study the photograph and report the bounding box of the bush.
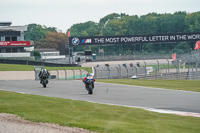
[31,50,41,61]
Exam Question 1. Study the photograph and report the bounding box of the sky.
[0,0,200,33]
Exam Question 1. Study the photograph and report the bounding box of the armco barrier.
[35,69,88,80]
[0,58,80,67]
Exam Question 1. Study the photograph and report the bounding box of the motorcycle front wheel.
[43,79,47,88]
[88,85,93,94]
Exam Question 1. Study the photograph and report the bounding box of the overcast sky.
[1,0,199,33]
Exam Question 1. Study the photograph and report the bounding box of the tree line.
[24,24,68,55]
[24,11,200,56]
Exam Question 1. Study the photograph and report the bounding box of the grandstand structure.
[0,22,34,57]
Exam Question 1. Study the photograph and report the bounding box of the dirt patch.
[0,113,97,133]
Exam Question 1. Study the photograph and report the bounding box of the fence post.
[126,66,128,78]
[194,56,198,72]
[143,61,146,68]
[64,69,67,80]
[143,61,147,79]
[108,67,111,79]
[178,60,181,79]
[166,59,169,73]
[34,70,38,80]
[104,67,108,79]
[105,67,110,79]
[116,67,120,78]
[56,70,59,80]
[156,60,160,74]
[143,66,147,79]
[94,67,97,79]
[118,64,121,77]
[163,65,168,79]
[193,56,198,80]
[185,56,191,80]
[95,68,99,79]
[72,69,75,79]
[174,63,179,79]
[100,68,103,79]
[122,64,128,78]
[133,66,137,77]
[154,66,158,79]
[48,70,51,80]
[79,69,81,79]
[187,66,191,80]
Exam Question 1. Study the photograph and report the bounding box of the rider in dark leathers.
[38,68,50,83]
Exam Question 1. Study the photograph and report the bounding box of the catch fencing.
[94,54,172,61]
[93,59,200,80]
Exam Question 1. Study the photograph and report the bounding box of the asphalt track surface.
[0,80,200,114]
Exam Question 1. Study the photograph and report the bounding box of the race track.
[0,80,200,115]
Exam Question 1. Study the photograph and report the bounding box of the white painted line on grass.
[85,100,200,118]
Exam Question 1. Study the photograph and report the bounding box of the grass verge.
[0,63,92,72]
[97,79,200,92]
[147,64,177,69]
[0,90,200,133]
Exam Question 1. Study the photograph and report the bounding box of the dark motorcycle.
[38,69,50,88]
[40,75,49,88]
[86,79,94,94]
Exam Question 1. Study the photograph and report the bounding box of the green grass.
[0,90,200,133]
[97,79,200,92]
[0,63,34,71]
[147,64,192,69]
[0,63,92,72]
[147,64,177,69]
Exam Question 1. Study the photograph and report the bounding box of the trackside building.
[0,22,34,57]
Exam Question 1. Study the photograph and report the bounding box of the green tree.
[127,15,140,35]
[99,13,121,28]
[70,21,99,37]
[102,19,128,35]
[139,13,159,34]
[31,50,41,61]
[69,11,200,55]
[185,11,200,32]
[35,32,68,55]
[24,24,57,41]
[189,20,200,32]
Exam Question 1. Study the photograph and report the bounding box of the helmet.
[42,68,47,73]
[87,73,92,77]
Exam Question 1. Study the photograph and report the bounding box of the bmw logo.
[72,38,80,45]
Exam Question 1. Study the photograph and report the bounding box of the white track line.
[85,100,200,117]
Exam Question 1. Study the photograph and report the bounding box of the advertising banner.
[69,32,200,46]
[0,41,31,46]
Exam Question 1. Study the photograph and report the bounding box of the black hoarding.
[85,50,92,56]
[69,32,200,46]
